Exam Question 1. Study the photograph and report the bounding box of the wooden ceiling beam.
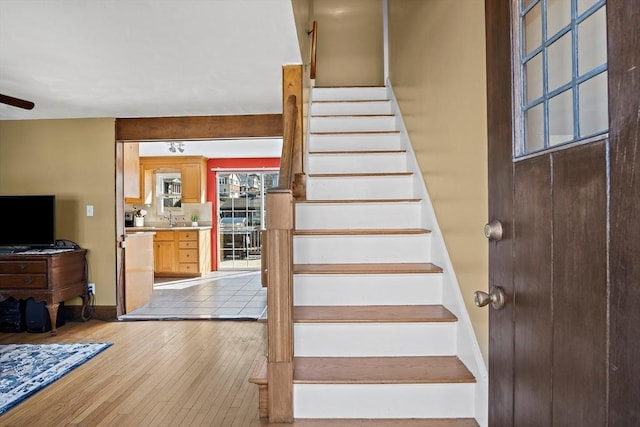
[115,114,283,141]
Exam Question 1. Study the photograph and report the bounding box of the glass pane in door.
[217,171,279,270]
[579,71,608,137]
[524,2,543,55]
[578,7,607,74]
[547,32,572,92]
[516,0,608,157]
[547,0,571,37]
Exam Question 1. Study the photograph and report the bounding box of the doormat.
[0,343,112,415]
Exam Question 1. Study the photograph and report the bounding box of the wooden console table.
[0,249,88,334]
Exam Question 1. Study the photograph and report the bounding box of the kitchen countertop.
[124,230,157,236]
[126,225,212,233]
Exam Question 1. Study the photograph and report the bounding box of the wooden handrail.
[310,21,318,80]
[278,94,298,189]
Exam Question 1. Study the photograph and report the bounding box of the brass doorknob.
[484,219,503,241]
[474,286,506,310]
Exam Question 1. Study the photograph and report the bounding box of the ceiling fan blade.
[0,94,35,110]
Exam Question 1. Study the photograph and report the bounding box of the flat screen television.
[0,195,56,249]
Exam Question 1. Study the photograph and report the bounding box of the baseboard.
[65,305,118,322]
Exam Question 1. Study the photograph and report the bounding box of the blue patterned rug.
[0,343,112,415]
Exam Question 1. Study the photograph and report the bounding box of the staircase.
[252,86,486,425]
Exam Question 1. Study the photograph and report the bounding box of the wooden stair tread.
[294,228,431,236]
[266,419,479,426]
[294,263,443,274]
[312,114,395,118]
[298,198,421,204]
[309,149,406,154]
[294,356,475,384]
[249,356,267,385]
[308,172,412,178]
[310,130,400,135]
[312,99,391,103]
[313,112,395,116]
[293,305,457,323]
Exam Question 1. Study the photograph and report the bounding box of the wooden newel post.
[265,189,294,422]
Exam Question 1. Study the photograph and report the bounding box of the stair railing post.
[265,188,295,422]
[283,64,306,200]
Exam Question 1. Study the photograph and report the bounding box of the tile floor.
[120,270,266,320]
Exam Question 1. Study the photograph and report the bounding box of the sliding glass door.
[217,171,279,269]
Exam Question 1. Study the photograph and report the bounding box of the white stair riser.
[294,323,457,357]
[307,175,414,200]
[295,202,422,230]
[311,100,393,116]
[294,383,475,418]
[312,87,388,101]
[309,152,408,174]
[310,116,397,133]
[293,234,431,264]
[294,274,443,306]
[309,133,402,152]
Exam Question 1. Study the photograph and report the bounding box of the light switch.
[86,205,94,217]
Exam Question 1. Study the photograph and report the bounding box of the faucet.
[166,211,176,227]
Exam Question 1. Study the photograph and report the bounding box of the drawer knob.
[18,264,26,270]
[23,277,33,285]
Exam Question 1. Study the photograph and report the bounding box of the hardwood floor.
[0,319,268,426]
[0,320,478,426]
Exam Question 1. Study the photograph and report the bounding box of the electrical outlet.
[88,283,95,295]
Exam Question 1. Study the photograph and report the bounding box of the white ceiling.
[0,0,302,121]
[139,139,282,158]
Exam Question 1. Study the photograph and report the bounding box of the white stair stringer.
[287,86,486,425]
[386,84,489,425]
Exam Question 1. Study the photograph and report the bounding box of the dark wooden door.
[485,0,640,425]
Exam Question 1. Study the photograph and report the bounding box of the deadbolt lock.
[484,219,503,241]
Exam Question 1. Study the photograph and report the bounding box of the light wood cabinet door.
[181,162,203,203]
[154,240,176,274]
[124,142,142,204]
[182,164,201,203]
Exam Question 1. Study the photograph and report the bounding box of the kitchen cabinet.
[181,161,206,203]
[136,156,208,205]
[153,231,176,274]
[152,228,211,277]
[124,142,142,204]
[177,230,200,274]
